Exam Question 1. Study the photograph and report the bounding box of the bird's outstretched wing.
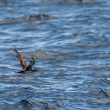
[13,48,27,70]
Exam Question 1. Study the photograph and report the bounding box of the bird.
[13,48,38,73]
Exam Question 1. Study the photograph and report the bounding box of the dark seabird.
[13,48,38,73]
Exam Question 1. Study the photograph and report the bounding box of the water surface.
[0,0,110,110]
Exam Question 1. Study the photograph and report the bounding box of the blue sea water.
[0,0,110,110]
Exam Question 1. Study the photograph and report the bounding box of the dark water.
[0,0,110,110]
